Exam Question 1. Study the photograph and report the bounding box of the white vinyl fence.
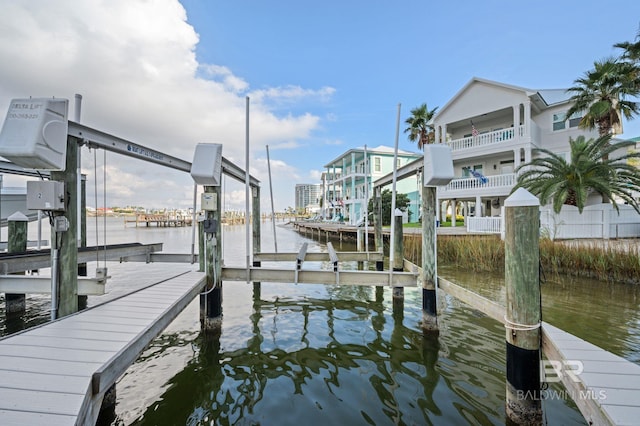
[540,204,640,240]
[466,216,503,234]
[465,203,640,239]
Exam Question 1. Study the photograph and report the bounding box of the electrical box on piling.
[26,180,66,211]
[423,144,454,186]
[0,98,69,170]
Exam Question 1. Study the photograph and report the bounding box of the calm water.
[3,218,638,424]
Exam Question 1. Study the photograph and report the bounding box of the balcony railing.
[440,173,516,193]
[446,125,525,152]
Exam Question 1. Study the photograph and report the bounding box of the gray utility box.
[27,180,66,211]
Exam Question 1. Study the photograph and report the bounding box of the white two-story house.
[430,77,598,224]
[324,145,421,225]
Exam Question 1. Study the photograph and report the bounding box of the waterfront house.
[429,77,600,227]
[323,145,421,225]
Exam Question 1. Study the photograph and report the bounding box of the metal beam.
[119,253,197,263]
[221,267,418,287]
[68,121,260,186]
[0,243,163,274]
[0,160,51,178]
[0,275,105,295]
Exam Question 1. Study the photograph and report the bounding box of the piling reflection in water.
[121,281,583,425]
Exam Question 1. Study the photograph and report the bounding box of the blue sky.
[0,1,639,210]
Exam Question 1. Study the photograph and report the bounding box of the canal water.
[1,218,638,424]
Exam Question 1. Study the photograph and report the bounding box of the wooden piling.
[200,185,223,332]
[78,176,87,310]
[421,185,438,332]
[392,210,404,316]
[374,187,383,271]
[252,185,261,291]
[356,228,364,270]
[50,136,79,318]
[6,212,28,314]
[504,188,542,424]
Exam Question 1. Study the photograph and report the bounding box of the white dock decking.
[0,269,206,426]
[542,322,640,426]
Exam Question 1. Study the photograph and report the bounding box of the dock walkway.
[437,276,640,425]
[0,269,206,426]
[542,322,640,425]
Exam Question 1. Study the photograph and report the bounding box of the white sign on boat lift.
[0,97,69,170]
[423,144,454,186]
[190,143,223,186]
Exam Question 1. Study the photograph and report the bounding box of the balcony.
[445,123,540,154]
[446,126,520,151]
[439,173,516,196]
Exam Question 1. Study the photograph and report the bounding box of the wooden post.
[392,209,403,272]
[373,186,383,271]
[50,136,79,318]
[6,212,28,314]
[504,188,542,424]
[356,228,364,270]
[78,176,87,310]
[198,220,204,272]
[392,209,404,314]
[252,185,261,291]
[421,185,438,332]
[200,185,223,332]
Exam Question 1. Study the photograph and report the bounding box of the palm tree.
[404,103,438,149]
[565,57,640,136]
[513,135,640,214]
[615,29,640,62]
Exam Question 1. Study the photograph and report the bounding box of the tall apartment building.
[295,183,322,214]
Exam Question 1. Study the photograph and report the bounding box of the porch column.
[513,149,520,169]
[350,152,356,224]
[524,147,532,164]
[523,101,531,138]
[451,199,457,227]
[435,197,441,223]
[476,195,482,217]
[442,124,447,144]
[513,105,520,142]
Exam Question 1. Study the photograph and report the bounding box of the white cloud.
[0,0,331,211]
[309,169,323,180]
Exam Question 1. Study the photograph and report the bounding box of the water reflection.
[124,282,584,425]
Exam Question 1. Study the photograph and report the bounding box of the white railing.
[446,126,521,151]
[440,173,516,193]
[466,216,503,234]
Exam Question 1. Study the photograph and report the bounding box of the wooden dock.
[0,269,205,426]
[125,213,193,227]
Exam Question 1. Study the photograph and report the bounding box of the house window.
[553,113,566,131]
[374,157,381,172]
[568,113,582,128]
[553,112,583,131]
